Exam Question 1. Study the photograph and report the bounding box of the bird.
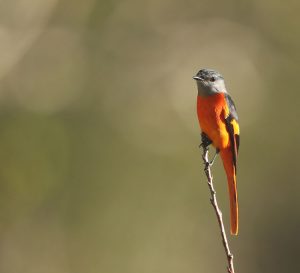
[193,68,240,235]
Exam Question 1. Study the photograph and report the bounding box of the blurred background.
[0,0,299,272]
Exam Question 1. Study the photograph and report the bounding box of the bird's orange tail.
[220,148,238,235]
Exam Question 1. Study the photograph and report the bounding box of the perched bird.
[193,68,240,235]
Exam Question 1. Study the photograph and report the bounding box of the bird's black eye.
[210,77,216,82]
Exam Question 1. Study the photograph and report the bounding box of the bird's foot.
[199,132,212,149]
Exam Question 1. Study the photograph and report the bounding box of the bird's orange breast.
[197,93,230,149]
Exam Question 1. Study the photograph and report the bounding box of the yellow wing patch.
[230,119,240,135]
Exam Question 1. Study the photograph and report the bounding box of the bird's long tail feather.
[220,148,238,235]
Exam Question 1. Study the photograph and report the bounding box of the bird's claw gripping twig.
[199,133,219,166]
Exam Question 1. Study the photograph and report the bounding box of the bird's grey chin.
[197,87,214,97]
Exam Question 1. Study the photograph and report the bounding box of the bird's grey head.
[193,68,227,96]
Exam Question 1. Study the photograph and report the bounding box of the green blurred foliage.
[0,0,299,272]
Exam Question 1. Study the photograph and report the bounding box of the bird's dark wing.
[224,94,240,170]
[225,94,238,122]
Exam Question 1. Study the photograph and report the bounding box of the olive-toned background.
[0,0,299,272]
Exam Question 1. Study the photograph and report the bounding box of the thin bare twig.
[200,144,235,273]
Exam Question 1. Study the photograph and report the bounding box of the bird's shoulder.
[224,93,238,121]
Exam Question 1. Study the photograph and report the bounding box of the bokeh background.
[0,0,299,272]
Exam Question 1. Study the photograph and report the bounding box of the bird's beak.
[193,76,203,81]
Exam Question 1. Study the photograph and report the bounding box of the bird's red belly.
[197,94,229,149]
